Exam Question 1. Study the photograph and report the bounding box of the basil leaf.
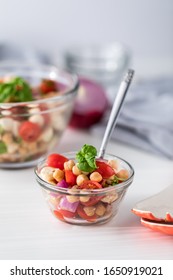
[0,141,7,154]
[76,144,97,172]
[0,77,33,103]
[85,154,97,169]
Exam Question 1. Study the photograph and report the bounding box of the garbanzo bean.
[90,172,102,182]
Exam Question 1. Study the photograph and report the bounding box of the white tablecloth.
[0,129,173,260]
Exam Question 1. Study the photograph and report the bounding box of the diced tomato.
[58,208,77,218]
[19,121,41,142]
[65,170,77,186]
[39,79,57,94]
[46,153,68,169]
[54,210,64,221]
[79,180,102,189]
[96,160,115,178]
[80,196,104,206]
[77,204,97,222]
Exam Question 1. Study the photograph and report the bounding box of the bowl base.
[0,156,44,169]
[53,211,116,226]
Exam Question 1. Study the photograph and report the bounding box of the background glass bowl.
[64,42,131,102]
[35,152,134,226]
[0,64,79,169]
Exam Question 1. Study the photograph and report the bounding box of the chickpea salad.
[0,76,71,164]
[37,144,131,223]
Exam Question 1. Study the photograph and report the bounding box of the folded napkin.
[91,77,173,159]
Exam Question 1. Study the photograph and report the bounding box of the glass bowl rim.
[0,63,79,106]
[64,42,130,60]
[34,152,135,195]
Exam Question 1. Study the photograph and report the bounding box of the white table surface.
[0,128,173,260]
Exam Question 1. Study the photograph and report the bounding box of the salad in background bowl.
[0,64,78,168]
[35,144,134,225]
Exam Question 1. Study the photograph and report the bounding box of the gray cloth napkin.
[91,77,173,159]
[0,42,51,64]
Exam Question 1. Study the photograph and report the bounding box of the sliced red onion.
[56,179,69,189]
[59,196,79,213]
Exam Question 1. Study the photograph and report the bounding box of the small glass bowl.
[0,64,79,168]
[35,152,134,225]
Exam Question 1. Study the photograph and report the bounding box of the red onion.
[59,196,79,213]
[56,179,69,189]
[70,77,108,128]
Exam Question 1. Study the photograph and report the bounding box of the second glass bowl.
[0,64,79,168]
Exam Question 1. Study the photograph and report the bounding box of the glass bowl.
[64,43,130,83]
[64,42,130,102]
[35,152,134,225]
[0,64,79,169]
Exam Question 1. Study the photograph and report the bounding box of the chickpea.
[40,127,53,142]
[101,191,118,204]
[53,169,64,182]
[79,189,90,202]
[7,143,19,154]
[83,206,96,217]
[29,114,44,127]
[47,178,57,185]
[2,132,13,144]
[52,113,67,131]
[108,159,119,171]
[67,185,80,201]
[18,147,28,156]
[64,160,75,170]
[27,142,37,152]
[68,185,79,194]
[66,195,79,203]
[95,203,106,216]
[48,196,60,208]
[90,172,102,182]
[79,196,90,203]
[21,141,29,149]
[40,166,55,181]
[0,117,13,131]
[76,174,88,186]
[12,120,20,137]
[72,165,82,176]
[116,169,129,180]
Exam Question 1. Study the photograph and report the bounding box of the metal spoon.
[98,69,135,158]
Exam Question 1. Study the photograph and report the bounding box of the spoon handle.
[98,69,135,158]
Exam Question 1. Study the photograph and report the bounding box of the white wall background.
[0,0,173,76]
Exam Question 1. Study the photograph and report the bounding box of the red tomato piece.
[96,160,115,178]
[39,79,57,94]
[46,153,68,169]
[19,121,41,142]
[79,180,102,189]
[54,210,64,221]
[65,170,77,186]
[58,208,77,218]
[80,196,104,206]
[77,204,97,222]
